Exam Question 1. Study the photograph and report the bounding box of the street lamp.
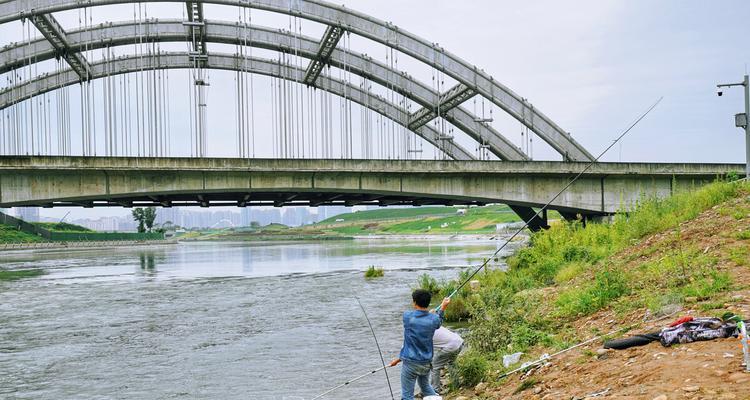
[717,75,750,180]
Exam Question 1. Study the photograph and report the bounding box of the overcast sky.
[1,0,748,220]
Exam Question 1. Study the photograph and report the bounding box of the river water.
[0,238,521,400]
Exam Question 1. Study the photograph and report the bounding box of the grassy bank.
[318,205,522,235]
[0,224,43,243]
[419,180,750,390]
[194,205,526,241]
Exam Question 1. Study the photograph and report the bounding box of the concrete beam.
[30,13,91,81]
[303,25,344,86]
[408,83,476,130]
[0,157,743,213]
[185,1,207,62]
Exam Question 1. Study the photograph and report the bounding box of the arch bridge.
[0,1,742,229]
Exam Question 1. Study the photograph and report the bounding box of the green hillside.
[318,206,456,224]
[315,205,524,235]
[33,222,92,232]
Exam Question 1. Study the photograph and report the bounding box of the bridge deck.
[0,157,743,213]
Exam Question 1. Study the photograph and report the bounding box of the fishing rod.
[355,296,395,400]
[310,98,663,399]
[440,97,664,305]
[310,365,391,400]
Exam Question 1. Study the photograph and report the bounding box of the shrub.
[415,273,441,294]
[443,296,471,322]
[450,351,488,388]
[364,266,384,278]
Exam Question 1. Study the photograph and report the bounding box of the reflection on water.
[0,238,524,399]
[139,252,158,273]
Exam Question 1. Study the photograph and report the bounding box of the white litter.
[502,352,524,367]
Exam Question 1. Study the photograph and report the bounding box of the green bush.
[450,351,488,388]
[443,296,471,322]
[415,273,441,294]
[364,265,384,278]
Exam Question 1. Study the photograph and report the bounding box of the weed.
[681,271,732,299]
[555,269,630,317]
[729,246,748,266]
[364,265,384,278]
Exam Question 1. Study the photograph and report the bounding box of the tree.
[143,207,157,232]
[131,208,146,233]
[131,207,157,233]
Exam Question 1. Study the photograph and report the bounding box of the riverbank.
[431,180,750,399]
[0,239,178,252]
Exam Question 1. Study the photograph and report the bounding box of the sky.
[1,0,749,220]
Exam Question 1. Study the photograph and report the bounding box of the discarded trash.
[585,387,610,398]
[502,352,523,367]
[605,316,743,350]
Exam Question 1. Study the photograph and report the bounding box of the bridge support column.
[508,205,549,232]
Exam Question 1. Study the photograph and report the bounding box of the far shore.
[0,239,178,253]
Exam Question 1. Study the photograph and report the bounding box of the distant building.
[16,207,39,222]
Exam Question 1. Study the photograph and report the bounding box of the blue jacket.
[399,309,444,363]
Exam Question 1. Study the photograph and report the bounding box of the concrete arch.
[0,0,594,161]
[0,51,475,160]
[0,20,527,160]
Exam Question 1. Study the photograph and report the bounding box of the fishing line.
[439,96,664,305]
[355,297,395,400]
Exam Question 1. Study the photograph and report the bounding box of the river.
[0,238,522,399]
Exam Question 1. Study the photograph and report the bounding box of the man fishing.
[430,326,463,393]
[389,289,450,400]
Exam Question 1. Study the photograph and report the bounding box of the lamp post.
[717,75,750,180]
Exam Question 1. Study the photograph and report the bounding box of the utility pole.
[717,75,750,180]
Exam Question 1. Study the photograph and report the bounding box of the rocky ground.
[448,191,750,400]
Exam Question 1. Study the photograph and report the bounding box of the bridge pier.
[508,205,549,232]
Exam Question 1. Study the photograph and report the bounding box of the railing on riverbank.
[0,239,177,251]
[0,211,51,239]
